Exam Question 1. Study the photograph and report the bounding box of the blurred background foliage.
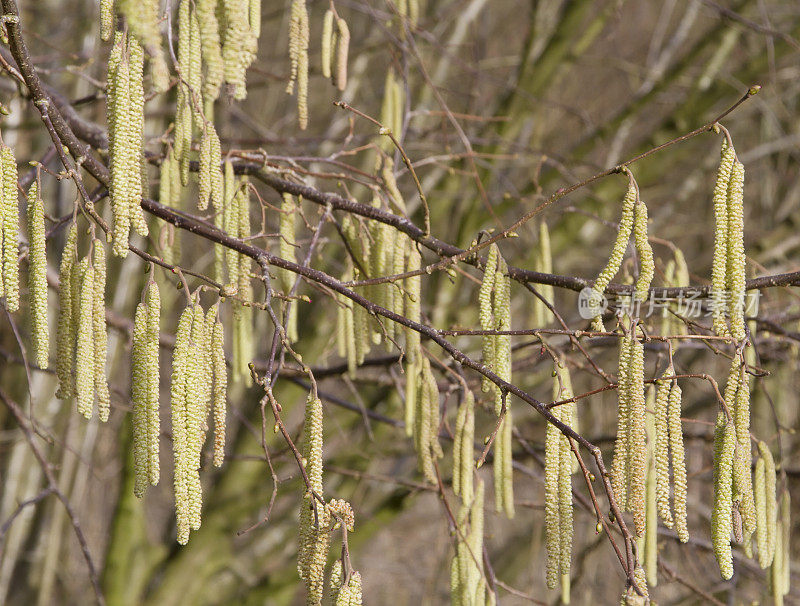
[0,0,799,604]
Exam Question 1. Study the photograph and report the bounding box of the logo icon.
[578,287,608,319]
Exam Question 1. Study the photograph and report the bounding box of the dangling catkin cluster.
[287,0,310,129]
[478,243,512,415]
[113,0,170,91]
[170,300,227,544]
[591,176,637,329]
[652,365,688,541]
[55,225,78,399]
[545,361,574,598]
[610,326,648,536]
[532,221,554,327]
[107,32,148,257]
[132,281,161,497]
[198,122,223,211]
[450,479,487,605]
[710,138,747,340]
[0,143,19,312]
[26,181,49,368]
[221,0,259,100]
[298,393,332,605]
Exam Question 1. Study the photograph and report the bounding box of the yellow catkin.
[545,381,562,589]
[641,407,658,588]
[222,161,239,289]
[128,37,148,237]
[494,408,514,519]
[92,242,110,422]
[171,305,194,544]
[404,246,421,362]
[221,0,256,100]
[26,182,48,368]
[532,221,553,327]
[667,383,688,542]
[145,282,160,485]
[711,415,735,579]
[403,358,418,438]
[279,193,299,343]
[196,0,224,103]
[711,141,735,336]
[100,0,113,41]
[186,305,207,532]
[627,336,647,536]
[633,199,654,301]
[55,225,78,399]
[75,258,96,419]
[732,441,756,535]
[727,160,746,340]
[211,313,227,467]
[594,178,637,300]
[758,441,778,567]
[452,389,475,505]
[132,303,149,497]
[286,0,310,127]
[734,357,750,446]
[108,33,132,257]
[321,10,334,80]
[611,334,632,509]
[653,370,673,528]
[1,145,19,312]
[414,357,439,483]
[479,244,498,395]
[754,454,769,568]
[493,256,512,416]
[335,17,350,92]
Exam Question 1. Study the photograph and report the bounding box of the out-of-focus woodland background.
[0,0,799,604]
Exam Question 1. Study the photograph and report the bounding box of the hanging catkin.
[452,389,475,505]
[279,193,299,343]
[641,403,658,588]
[532,221,553,327]
[145,282,160,485]
[592,176,637,326]
[545,362,574,595]
[56,225,78,399]
[335,17,350,91]
[756,441,777,569]
[128,34,148,237]
[711,414,736,579]
[611,333,632,509]
[653,369,673,528]
[26,181,48,368]
[132,302,149,497]
[195,0,224,103]
[1,144,19,312]
[450,478,486,605]
[171,305,194,544]
[711,140,736,336]
[478,244,498,397]
[221,0,257,99]
[92,242,110,422]
[404,245,421,362]
[413,356,441,483]
[494,408,514,519]
[668,382,688,542]
[726,160,746,341]
[632,198,654,301]
[321,10,334,79]
[100,0,113,41]
[75,258,96,419]
[210,309,227,467]
[286,0,309,128]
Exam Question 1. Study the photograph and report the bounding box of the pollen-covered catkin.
[493,256,512,416]
[494,408,514,519]
[221,0,257,99]
[711,415,736,579]
[145,282,160,486]
[727,160,746,341]
[653,370,673,528]
[75,258,96,419]
[27,182,48,368]
[711,141,735,336]
[132,303,149,497]
[1,144,19,312]
[335,17,350,91]
[92,242,110,422]
[732,441,756,535]
[195,0,224,103]
[627,336,647,536]
[758,441,777,568]
[633,199,654,301]
[108,32,132,257]
[56,225,78,399]
[593,177,637,301]
[611,334,632,509]
[171,305,194,544]
[452,389,475,505]
[404,245,421,362]
[668,382,688,542]
[479,244,498,395]
[211,313,227,467]
[286,0,309,127]
[100,0,113,41]
[128,38,148,238]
